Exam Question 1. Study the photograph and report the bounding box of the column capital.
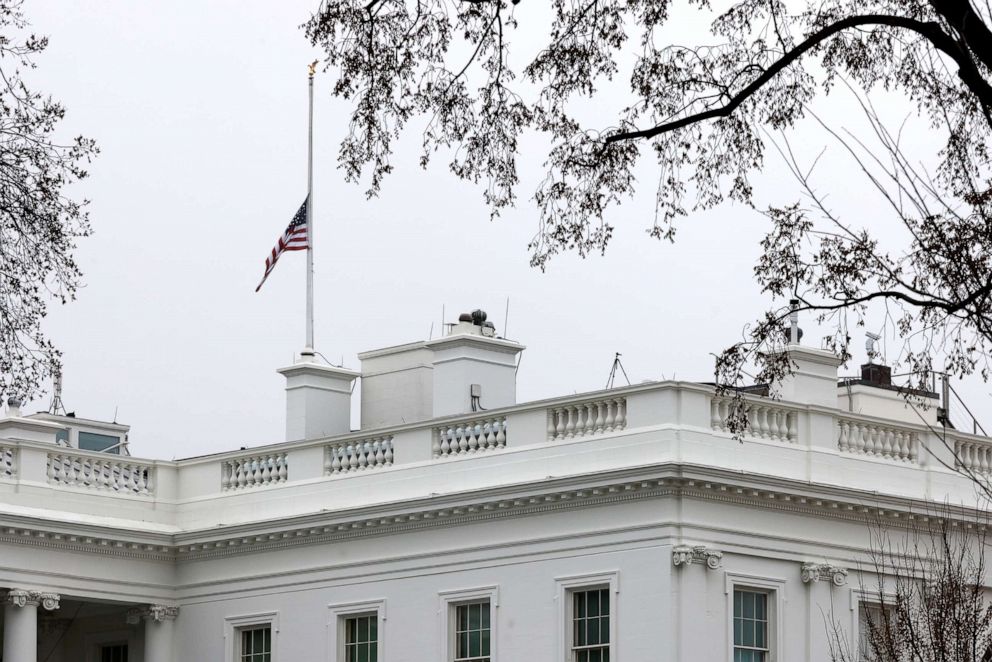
[672,544,723,569]
[127,604,179,625]
[800,562,848,586]
[2,589,60,610]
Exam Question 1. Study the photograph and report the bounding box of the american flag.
[255,198,309,292]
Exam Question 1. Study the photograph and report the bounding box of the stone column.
[128,605,179,662]
[2,589,60,662]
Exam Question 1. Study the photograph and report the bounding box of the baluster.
[277,454,287,481]
[565,407,576,437]
[547,413,556,440]
[496,419,506,448]
[359,442,370,469]
[480,422,491,449]
[440,429,452,456]
[710,399,720,430]
[555,409,566,439]
[895,432,907,461]
[375,440,385,466]
[603,403,615,432]
[595,401,605,433]
[981,445,990,475]
[957,442,969,470]
[456,426,468,453]
[838,421,849,452]
[881,428,893,459]
[616,399,626,429]
[221,461,231,490]
[331,446,342,473]
[347,444,359,470]
[385,439,394,465]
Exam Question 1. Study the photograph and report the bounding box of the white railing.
[47,452,155,495]
[433,416,507,458]
[837,419,918,463]
[0,445,15,479]
[548,397,627,441]
[325,436,394,474]
[710,397,797,443]
[221,452,288,490]
[954,436,992,475]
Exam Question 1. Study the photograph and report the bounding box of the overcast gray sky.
[23,1,990,459]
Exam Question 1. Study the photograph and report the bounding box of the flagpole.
[304,61,316,355]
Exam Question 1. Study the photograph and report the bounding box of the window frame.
[438,585,499,662]
[724,572,785,662]
[327,599,386,662]
[224,611,279,662]
[555,571,619,662]
[850,587,899,662]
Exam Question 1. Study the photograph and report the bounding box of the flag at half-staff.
[255,198,309,292]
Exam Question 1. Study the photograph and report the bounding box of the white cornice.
[0,461,985,563]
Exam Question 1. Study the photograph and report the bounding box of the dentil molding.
[672,544,723,569]
[800,562,848,586]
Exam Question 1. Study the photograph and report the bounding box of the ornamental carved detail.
[2,589,60,610]
[672,544,723,570]
[127,605,179,624]
[800,562,848,586]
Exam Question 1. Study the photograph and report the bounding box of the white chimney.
[359,310,524,428]
[278,354,358,441]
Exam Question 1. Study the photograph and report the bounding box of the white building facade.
[0,313,987,662]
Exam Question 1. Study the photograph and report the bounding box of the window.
[439,586,498,662]
[101,644,128,662]
[78,431,120,453]
[733,590,769,662]
[454,601,491,662]
[224,612,278,662]
[239,626,271,662]
[555,572,617,662]
[571,588,610,662]
[859,602,899,662]
[328,600,386,662]
[344,614,378,662]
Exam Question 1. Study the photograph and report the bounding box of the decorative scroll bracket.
[2,589,60,610]
[126,604,179,625]
[672,544,723,570]
[800,562,848,586]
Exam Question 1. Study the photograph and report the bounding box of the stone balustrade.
[953,435,992,475]
[710,396,797,443]
[547,397,626,441]
[221,452,288,490]
[433,416,507,457]
[325,436,394,474]
[837,418,919,463]
[47,452,155,495]
[0,383,988,515]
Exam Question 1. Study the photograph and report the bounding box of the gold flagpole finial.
[308,60,319,78]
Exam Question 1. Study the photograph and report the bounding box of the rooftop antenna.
[606,352,631,390]
[866,331,881,362]
[48,371,66,416]
[503,297,510,338]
